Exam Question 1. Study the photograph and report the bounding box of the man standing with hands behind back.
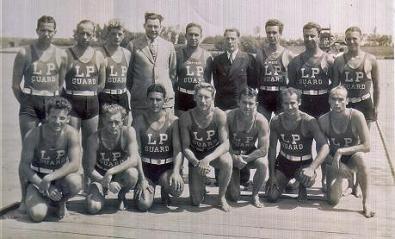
[127,12,177,119]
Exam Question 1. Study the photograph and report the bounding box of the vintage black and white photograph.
[1,0,394,238]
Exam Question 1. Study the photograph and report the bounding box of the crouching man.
[266,88,329,202]
[85,104,139,213]
[20,97,82,222]
[319,86,374,218]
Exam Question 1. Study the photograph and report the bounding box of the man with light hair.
[179,82,233,211]
[318,85,374,218]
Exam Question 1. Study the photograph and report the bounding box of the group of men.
[13,12,378,222]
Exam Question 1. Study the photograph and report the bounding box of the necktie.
[149,42,157,60]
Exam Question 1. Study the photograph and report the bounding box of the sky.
[1,0,394,39]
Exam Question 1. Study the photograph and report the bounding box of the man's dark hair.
[147,83,167,98]
[265,19,284,34]
[37,15,56,30]
[186,22,202,34]
[303,22,321,34]
[224,28,240,37]
[145,12,164,24]
[46,96,72,115]
[280,87,301,103]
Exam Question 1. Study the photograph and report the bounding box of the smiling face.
[265,25,281,45]
[46,108,70,133]
[144,18,161,41]
[186,26,202,48]
[75,22,95,48]
[303,28,320,50]
[36,22,56,44]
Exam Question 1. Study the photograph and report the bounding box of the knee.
[254,158,267,171]
[86,197,103,214]
[352,153,367,172]
[64,174,83,197]
[219,154,233,172]
[123,168,139,188]
[136,198,153,212]
[28,203,48,222]
[266,187,281,203]
[327,192,340,206]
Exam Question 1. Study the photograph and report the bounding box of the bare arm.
[12,48,27,104]
[96,51,106,92]
[268,119,279,178]
[244,116,269,162]
[370,56,380,116]
[202,110,229,163]
[308,119,330,170]
[132,117,147,182]
[20,129,42,186]
[179,112,200,166]
[45,127,81,181]
[171,119,183,173]
[86,132,103,182]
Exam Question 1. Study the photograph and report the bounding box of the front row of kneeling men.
[19,82,374,222]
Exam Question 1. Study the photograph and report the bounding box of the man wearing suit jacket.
[127,12,177,119]
[212,28,255,111]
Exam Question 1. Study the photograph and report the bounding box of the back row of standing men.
[12,12,378,221]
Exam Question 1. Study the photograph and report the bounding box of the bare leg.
[25,185,48,222]
[189,165,206,206]
[248,157,267,207]
[81,116,99,192]
[86,183,105,214]
[350,153,375,218]
[211,153,233,212]
[265,169,289,203]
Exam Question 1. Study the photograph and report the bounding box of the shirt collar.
[146,36,158,45]
[227,49,239,60]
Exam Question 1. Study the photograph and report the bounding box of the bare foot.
[17,202,26,213]
[252,195,263,208]
[297,186,307,202]
[57,202,68,219]
[363,204,376,218]
[219,198,230,212]
[117,189,127,210]
[342,187,353,196]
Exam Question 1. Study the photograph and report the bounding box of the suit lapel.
[228,51,243,78]
[137,38,155,64]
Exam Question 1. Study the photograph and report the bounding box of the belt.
[260,86,286,91]
[301,89,328,95]
[102,88,127,95]
[280,151,312,162]
[178,87,195,95]
[141,157,174,165]
[23,88,59,96]
[31,165,54,174]
[65,90,97,96]
[348,93,371,103]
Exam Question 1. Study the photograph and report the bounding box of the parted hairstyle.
[37,15,56,30]
[345,26,362,35]
[265,19,284,34]
[186,22,202,34]
[46,96,72,115]
[145,12,164,24]
[194,82,216,97]
[147,83,167,99]
[224,28,240,37]
[280,87,301,103]
[101,103,127,120]
[303,22,321,34]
